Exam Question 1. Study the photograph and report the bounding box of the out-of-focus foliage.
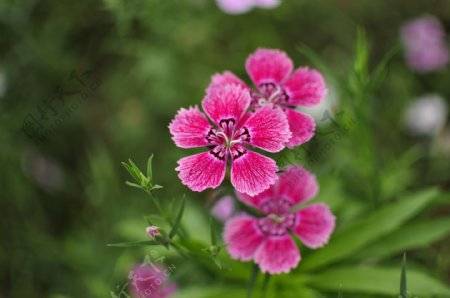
[1,0,450,297]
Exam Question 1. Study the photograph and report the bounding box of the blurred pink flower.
[401,15,449,73]
[146,226,160,240]
[224,166,335,274]
[169,84,290,196]
[211,195,235,222]
[207,48,327,148]
[129,264,176,298]
[215,0,280,14]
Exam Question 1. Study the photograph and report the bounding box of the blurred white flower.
[404,94,448,136]
[215,0,280,14]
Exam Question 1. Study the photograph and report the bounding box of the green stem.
[146,190,165,215]
[247,264,260,298]
[260,273,270,298]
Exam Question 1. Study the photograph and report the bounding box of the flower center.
[258,199,296,236]
[253,83,289,106]
[206,118,251,160]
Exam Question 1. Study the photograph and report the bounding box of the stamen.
[216,131,229,143]
[229,139,241,146]
[267,86,282,103]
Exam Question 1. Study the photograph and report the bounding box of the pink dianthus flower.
[207,48,327,148]
[129,264,176,298]
[169,85,291,196]
[401,15,449,73]
[224,166,335,274]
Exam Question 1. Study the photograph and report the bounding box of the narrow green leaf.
[169,196,186,239]
[121,161,141,184]
[400,254,407,298]
[307,266,450,296]
[354,27,369,78]
[140,172,149,185]
[247,263,259,298]
[128,159,145,183]
[128,158,140,173]
[107,240,159,247]
[151,184,163,190]
[147,154,154,181]
[300,188,439,271]
[125,181,143,189]
[354,217,450,260]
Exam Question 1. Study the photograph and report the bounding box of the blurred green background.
[1,0,450,297]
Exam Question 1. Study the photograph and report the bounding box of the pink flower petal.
[202,85,251,126]
[211,195,235,222]
[293,203,335,249]
[285,109,315,148]
[230,149,278,196]
[176,151,226,192]
[283,67,327,107]
[223,215,265,261]
[168,106,213,148]
[246,48,293,88]
[406,48,449,73]
[215,0,255,14]
[278,165,319,206]
[243,105,291,152]
[254,235,301,274]
[206,71,249,95]
[236,165,318,210]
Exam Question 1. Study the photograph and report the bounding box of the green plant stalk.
[248,263,260,298]
[145,189,166,218]
[260,273,270,298]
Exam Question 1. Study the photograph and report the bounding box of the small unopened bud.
[146,226,160,240]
